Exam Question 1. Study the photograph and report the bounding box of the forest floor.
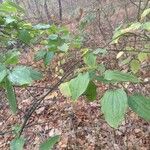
[0,48,150,150]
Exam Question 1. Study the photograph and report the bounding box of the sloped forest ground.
[0,0,150,150]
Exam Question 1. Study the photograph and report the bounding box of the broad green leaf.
[101,89,128,128]
[69,72,90,100]
[6,1,24,13]
[34,50,47,61]
[130,59,140,73]
[5,16,16,24]
[29,68,43,80]
[8,66,42,85]
[49,34,58,40]
[33,24,50,30]
[93,48,107,55]
[10,137,25,150]
[39,135,60,150]
[58,43,69,52]
[5,51,20,65]
[5,78,17,114]
[104,70,139,83]
[141,8,150,20]
[59,82,71,97]
[18,29,32,44]
[84,52,96,67]
[44,51,54,66]
[85,82,97,101]
[0,64,7,83]
[138,52,148,62]
[59,73,90,100]
[142,22,150,31]
[95,76,116,84]
[0,1,24,13]
[128,94,150,121]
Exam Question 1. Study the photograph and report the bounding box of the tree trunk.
[58,0,62,21]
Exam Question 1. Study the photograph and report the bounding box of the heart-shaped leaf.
[101,89,128,128]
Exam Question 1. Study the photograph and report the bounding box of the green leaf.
[121,57,132,65]
[5,16,16,24]
[128,94,150,121]
[49,34,58,40]
[85,82,97,101]
[58,43,69,52]
[29,68,43,80]
[59,82,71,97]
[104,70,139,83]
[142,22,150,31]
[39,135,60,150]
[60,73,90,100]
[130,59,140,74]
[84,52,96,67]
[18,29,32,44]
[34,50,47,61]
[111,23,141,44]
[141,8,150,20]
[93,48,107,55]
[0,64,7,83]
[69,72,90,100]
[8,66,42,85]
[125,22,141,31]
[138,52,148,62]
[44,51,54,66]
[95,76,116,84]
[12,124,21,136]
[101,89,128,128]
[33,24,50,30]
[5,51,20,65]
[10,137,25,150]
[5,78,17,114]
[0,1,24,13]
[6,1,24,13]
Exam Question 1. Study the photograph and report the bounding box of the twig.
[107,48,150,54]
[18,60,82,137]
[137,0,142,21]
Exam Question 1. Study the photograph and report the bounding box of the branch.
[18,60,82,137]
[108,49,150,54]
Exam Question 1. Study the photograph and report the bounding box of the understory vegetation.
[0,0,150,150]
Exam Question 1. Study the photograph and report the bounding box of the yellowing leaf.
[116,51,124,59]
[59,82,71,97]
[142,22,150,31]
[130,59,140,74]
[138,52,148,62]
[141,8,150,20]
[59,73,90,101]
